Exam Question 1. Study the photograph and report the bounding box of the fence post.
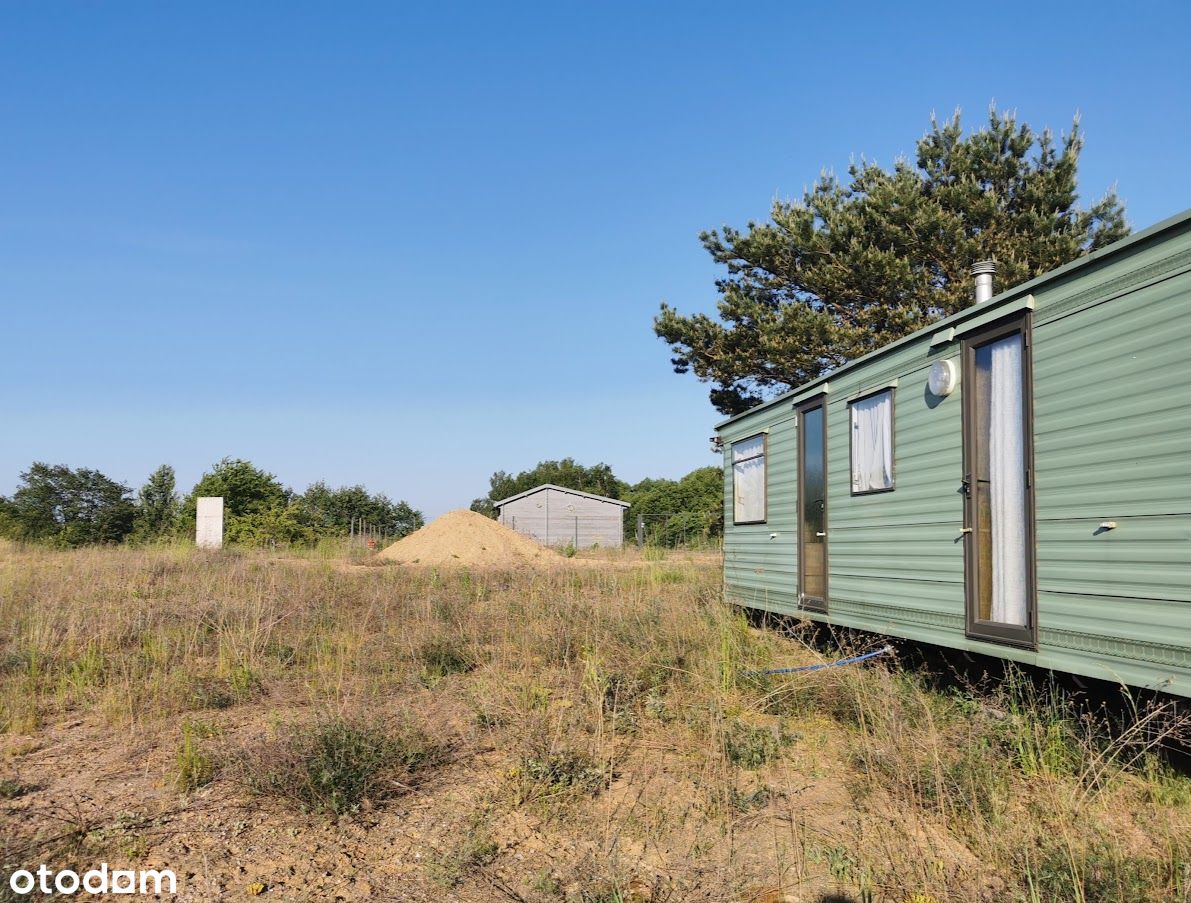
[636,514,644,549]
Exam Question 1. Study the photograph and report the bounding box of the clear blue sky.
[2,2,1188,518]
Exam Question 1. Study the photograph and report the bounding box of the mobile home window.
[850,389,894,494]
[732,434,767,523]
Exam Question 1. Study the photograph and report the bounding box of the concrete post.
[196,497,224,549]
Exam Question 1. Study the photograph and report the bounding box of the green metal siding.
[723,411,799,611]
[719,212,1191,697]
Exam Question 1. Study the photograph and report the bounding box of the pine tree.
[655,106,1129,415]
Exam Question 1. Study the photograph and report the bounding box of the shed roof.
[494,484,631,509]
[714,207,1191,430]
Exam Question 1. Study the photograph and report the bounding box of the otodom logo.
[7,864,176,896]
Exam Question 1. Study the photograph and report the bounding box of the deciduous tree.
[182,458,303,546]
[300,482,423,538]
[0,462,135,546]
[623,467,723,547]
[470,459,624,518]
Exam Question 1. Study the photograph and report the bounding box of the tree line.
[0,458,422,548]
[470,457,724,547]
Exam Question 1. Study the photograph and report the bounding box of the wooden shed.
[715,209,1191,697]
[495,484,630,549]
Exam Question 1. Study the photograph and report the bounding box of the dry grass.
[0,542,1187,902]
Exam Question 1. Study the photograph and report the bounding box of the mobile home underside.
[716,212,1191,698]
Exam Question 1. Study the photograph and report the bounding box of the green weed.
[427,813,500,886]
[723,719,793,768]
[175,718,218,791]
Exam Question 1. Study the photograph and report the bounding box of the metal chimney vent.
[970,260,996,304]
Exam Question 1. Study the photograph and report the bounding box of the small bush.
[514,749,608,804]
[243,715,439,816]
[723,719,793,769]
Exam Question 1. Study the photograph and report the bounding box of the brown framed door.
[798,397,828,612]
[961,315,1036,647]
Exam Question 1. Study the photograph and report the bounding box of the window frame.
[847,386,897,497]
[730,432,768,525]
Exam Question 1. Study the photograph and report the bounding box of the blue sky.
[2,2,1188,518]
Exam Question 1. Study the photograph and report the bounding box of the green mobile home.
[716,210,1191,697]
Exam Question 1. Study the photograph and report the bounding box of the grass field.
[0,542,1188,902]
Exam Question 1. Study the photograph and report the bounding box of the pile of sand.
[378,509,554,568]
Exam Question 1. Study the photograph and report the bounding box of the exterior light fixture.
[928,359,959,397]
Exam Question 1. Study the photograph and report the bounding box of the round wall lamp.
[928,359,959,397]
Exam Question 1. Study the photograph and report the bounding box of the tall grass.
[0,542,1187,900]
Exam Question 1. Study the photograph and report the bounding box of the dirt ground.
[1,544,1185,902]
[2,701,979,903]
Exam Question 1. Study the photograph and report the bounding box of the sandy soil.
[0,702,946,902]
[378,511,559,569]
[374,510,719,572]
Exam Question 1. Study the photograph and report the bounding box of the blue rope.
[742,645,893,677]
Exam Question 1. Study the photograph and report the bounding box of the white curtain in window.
[989,335,1028,626]
[850,391,893,493]
[732,436,766,522]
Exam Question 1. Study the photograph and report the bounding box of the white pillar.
[196,497,224,549]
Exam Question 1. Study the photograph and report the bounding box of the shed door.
[798,397,828,612]
[961,316,1036,647]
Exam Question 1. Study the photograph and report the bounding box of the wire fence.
[632,512,723,550]
[347,516,395,549]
